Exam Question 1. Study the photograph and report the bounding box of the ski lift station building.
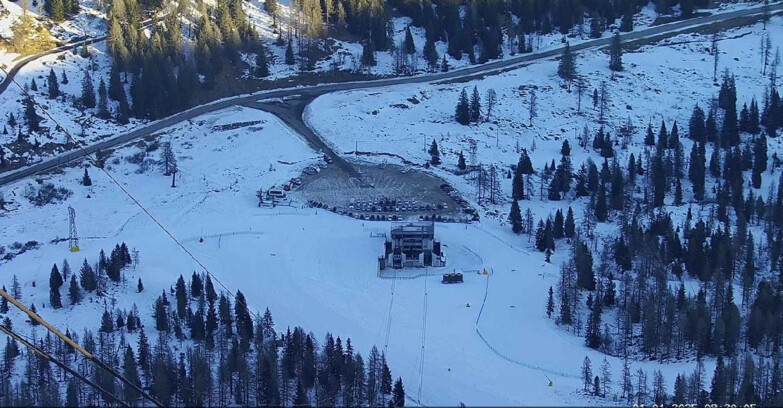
[379,221,445,270]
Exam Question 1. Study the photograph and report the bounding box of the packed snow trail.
[416,269,430,401]
[382,268,397,355]
[473,269,580,380]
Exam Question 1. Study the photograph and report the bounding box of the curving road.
[0,12,164,95]
[1,1,781,187]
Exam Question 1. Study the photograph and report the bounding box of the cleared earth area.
[294,161,476,222]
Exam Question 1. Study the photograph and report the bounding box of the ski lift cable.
[0,323,130,408]
[0,288,163,407]
[0,64,295,383]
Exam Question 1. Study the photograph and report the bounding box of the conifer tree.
[441,54,449,72]
[81,168,92,186]
[457,151,466,170]
[392,377,405,407]
[47,68,60,99]
[645,123,655,146]
[68,275,80,304]
[558,43,577,87]
[455,88,470,125]
[428,140,441,165]
[564,207,575,238]
[80,259,97,292]
[609,32,623,71]
[24,97,40,132]
[423,38,438,71]
[49,264,63,309]
[470,86,481,123]
[81,71,96,109]
[175,275,187,318]
[108,64,123,101]
[122,345,141,404]
[361,40,377,67]
[586,294,602,349]
[97,79,110,119]
[582,356,593,391]
[509,200,522,233]
[256,46,270,77]
[403,26,416,55]
[546,286,555,318]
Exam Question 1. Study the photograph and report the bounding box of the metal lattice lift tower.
[68,206,79,252]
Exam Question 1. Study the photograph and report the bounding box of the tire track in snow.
[474,267,579,380]
[416,269,429,401]
[382,268,397,356]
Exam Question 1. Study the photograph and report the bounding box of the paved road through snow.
[1,1,781,187]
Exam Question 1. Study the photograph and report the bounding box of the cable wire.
[0,49,281,397]
[0,324,130,407]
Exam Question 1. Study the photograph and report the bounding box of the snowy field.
[305,14,783,229]
[1,2,782,407]
[307,16,783,172]
[2,0,770,169]
[0,104,718,405]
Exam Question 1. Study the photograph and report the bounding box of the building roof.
[390,221,435,236]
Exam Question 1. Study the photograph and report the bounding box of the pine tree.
[711,354,727,405]
[123,346,141,404]
[46,0,66,21]
[285,42,295,65]
[175,275,187,318]
[470,86,481,123]
[256,46,270,77]
[558,43,577,87]
[79,259,97,292]
[81,71,96,109]
[234,290,254,350]
[546,286,555,318]
[47,69,60,99]
[429,139,441,165]
[361,40,377,67]
[644,123,655,146]
[97,79,111,119]
[68,275,80,304]
[595,184,608,222]
[575,242,595,290]
[293,379,309,407]
[609,32,623,71]
[100,309,114,332]
[455,88,470,125]
[160,141,177,176]
[392,377,405,407]
[403,26,416,55]
[457,151,466,170]
[29,303,39,325]
[137,278,144,293]
[582,356,593,392]
[600,358,612,397]
[24,97,40,132]
[49,264,63,309]
[81,168,92,186]
[153,295,169,332]
[423,38,438,71]
[585,294,602,349]
[441,54,449,72]
[509,200,522,233]
[564,207,575,238]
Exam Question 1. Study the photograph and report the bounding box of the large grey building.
[379,221,444,270]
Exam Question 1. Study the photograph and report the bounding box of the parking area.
[293,162,477,223]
